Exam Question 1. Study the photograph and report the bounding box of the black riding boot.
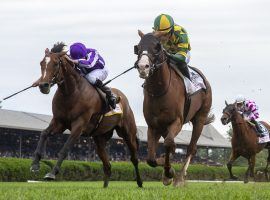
[251,119,263,137]
[175,62,190,80]
[95,79,117,109]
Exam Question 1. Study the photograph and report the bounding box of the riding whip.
[0,85,33,108]
[103,66,136,86]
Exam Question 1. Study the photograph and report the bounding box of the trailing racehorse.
[30,42,142,188]
[221,101,270,183]
[134,31,214,186]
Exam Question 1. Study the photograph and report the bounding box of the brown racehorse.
[134,31,214,186]
[221,101,270,183]
[30,42,143,188]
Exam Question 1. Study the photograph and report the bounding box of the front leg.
[31,118,65,172]
[146,128,162,167]
[227,151,239,180]
[44,118,86,180]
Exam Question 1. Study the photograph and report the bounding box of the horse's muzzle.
[221,117,229,125]
[39,82,50,94]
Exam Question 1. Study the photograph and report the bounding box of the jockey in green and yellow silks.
[153,14,191,79]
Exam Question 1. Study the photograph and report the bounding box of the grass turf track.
[0,181,269,200]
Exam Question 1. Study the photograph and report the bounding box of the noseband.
[136,49,167,77]
[136,45,171,97]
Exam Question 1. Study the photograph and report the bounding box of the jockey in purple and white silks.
[66,42,116,109]
[235,94,263,135]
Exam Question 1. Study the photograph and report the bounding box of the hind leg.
[173,114,206,187]
[93,132,112,188]
[264,149,270,181]
[116,126,143,187]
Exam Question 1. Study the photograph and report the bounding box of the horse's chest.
[145,108,175,127]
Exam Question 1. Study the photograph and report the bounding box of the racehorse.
[134,31,214,186]
[221,101,270,183]
[30,42,142,188]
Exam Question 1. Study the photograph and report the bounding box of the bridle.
[135,48,167,77]
[49,55,68,86]
[135,42,171,97]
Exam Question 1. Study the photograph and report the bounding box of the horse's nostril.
[43,83,50,88]
[145,65,149,68]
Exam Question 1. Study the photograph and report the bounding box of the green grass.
[0,181,269,200]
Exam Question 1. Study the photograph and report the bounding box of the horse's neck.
[145,63,170,95]
[231,112,250,139]
[59,60,82,95]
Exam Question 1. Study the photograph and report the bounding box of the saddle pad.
[258,122,270,143]
[104,103,123,117]
[183,68,206,95]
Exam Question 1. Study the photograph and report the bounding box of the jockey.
[153,14,191,79]
[235,94,263,136]
[66,42,116,109]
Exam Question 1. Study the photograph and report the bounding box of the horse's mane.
[51,42,66,53]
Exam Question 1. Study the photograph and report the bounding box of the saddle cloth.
[257,122,270,144]
[183,68,206,95]
[104,103,123,117]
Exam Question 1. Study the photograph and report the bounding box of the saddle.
[170,63,208,123]
[247,120,270,143]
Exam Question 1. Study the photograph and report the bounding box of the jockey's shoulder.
[174,24,188,34]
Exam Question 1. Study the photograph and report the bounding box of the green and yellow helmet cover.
[153,14,174,32]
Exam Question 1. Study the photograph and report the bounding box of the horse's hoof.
[173,172,185,187]
[30,164,40,172]
[162,168,175,186]
[103,180,109,188]
[44,173,56,181]
[162,176,173,186]
[231,175,238,180]
[137,180,143,188]
[243,178,249,184]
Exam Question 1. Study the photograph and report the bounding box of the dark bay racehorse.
[221,101,270,183]
[30,43,142,188]
[135,31,214,186]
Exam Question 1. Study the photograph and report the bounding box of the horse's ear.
[45,48,50,55]
[225,100,228,106]
[134,45,139,55]
[138,30,144,38]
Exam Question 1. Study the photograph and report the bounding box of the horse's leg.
[264,149,270,181]
[244,157,252,183]
[44,119,85,180]
[93,133,112,188]
[115,126,143,188]
[146,128,162,167]
[227,151,239,180]
[173,116,205,187]
[30,119,65,172]
[162,119,182,186]
[249,155,256,179]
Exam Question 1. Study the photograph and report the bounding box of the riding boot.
[95,79,117,109]
[251,119,263,137]
[177,62,191,80]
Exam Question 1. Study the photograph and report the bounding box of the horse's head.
[221,101,237,125]
[38,42,67,94]
[134,30,166,79]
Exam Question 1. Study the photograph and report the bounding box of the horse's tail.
[204,112,215,125]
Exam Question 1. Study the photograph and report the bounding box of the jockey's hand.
[64,55,79,64]
[243,115,249,121]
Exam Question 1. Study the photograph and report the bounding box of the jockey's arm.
[167,52,186,63]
